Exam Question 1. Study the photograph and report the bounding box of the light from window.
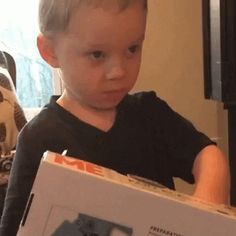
[0,0,53,108]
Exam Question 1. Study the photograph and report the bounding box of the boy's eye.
[128,45,140,54]
[90,51,105,60]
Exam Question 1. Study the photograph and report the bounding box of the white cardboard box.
[17,151,236,236]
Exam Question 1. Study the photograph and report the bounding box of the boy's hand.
[192,145,230,205]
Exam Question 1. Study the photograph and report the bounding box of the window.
[0,0,53,108]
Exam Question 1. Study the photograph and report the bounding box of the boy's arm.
[192,145,230,205]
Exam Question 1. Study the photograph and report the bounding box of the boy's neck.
[56,95,117,132]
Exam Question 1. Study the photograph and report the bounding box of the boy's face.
[50,1,146,111]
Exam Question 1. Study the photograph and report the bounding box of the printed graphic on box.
[43,205,133,236]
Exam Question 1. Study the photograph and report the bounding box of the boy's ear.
[37,34,59,68]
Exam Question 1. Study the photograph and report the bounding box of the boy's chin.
[91,99,123,112]
[92,103,120,112]
[88,90,128,111]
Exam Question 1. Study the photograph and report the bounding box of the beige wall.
[133,0,228,194]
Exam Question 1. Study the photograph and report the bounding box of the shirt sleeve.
[141,91,215,183]
[0,124,44,236]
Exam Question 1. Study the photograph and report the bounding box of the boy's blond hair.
[39,0,147,36]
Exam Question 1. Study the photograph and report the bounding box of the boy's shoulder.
[19,96,60,138]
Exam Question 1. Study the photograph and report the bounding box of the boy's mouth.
[103,88,125,95]
[102,89,126,99]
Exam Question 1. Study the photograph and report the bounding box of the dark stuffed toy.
[0,51,26,156]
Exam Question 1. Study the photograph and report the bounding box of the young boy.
[0,0,230,235]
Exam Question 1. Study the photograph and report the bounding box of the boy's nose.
[106,59,126,80]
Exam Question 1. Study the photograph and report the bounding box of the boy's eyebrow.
[86,42,107,48]
[132,34,145,43]
[87,34,146,48]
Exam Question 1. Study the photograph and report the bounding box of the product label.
[147,226,184,236]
